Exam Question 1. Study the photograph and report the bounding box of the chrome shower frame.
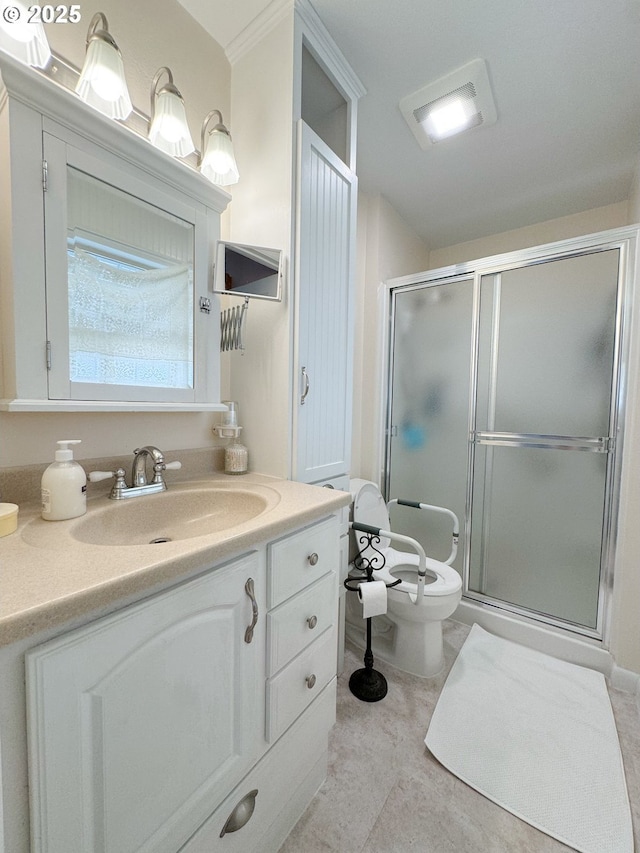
[379,226,639,646]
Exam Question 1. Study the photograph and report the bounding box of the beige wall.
[428,201,629,269]
[1,1,232,469]
[628,161,640,225]
[225,13,296,480]
[351,192,430,481]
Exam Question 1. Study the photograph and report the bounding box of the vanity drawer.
[267,572,337,676]
[178,680,336,853]
[268,516,339,608]
[266,625,337,743]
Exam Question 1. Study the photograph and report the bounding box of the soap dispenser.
[41,440,87,521]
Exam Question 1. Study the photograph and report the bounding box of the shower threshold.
[454,598,612,677]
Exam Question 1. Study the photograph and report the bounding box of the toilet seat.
[350,479,462,597]
[375,547,462,597]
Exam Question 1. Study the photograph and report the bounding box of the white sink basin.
[69,482,279,546]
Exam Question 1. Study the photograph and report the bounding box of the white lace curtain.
[68,249,193,388]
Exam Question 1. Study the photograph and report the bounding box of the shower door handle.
[300,366,310,405]
[473,431,611,452]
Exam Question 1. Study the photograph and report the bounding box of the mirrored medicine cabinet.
[0,52,230,411]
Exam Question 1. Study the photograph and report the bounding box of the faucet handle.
[89,468,128,498]
[88,470,116,482]
[150,459,181,485]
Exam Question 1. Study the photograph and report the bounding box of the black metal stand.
[344,525,401,703]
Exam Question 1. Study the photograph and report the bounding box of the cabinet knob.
[219,789,259,837]
[306,674,317,689]
[308,552,319,566]
[307,615,318,630]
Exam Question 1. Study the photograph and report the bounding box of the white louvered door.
[294,121,357,484]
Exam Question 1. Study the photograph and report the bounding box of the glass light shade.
[0,3,51,68]
[149,90,195,158]
[201,128,239,186]
[76,37,132,120]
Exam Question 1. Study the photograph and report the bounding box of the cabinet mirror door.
[44,134,209,404]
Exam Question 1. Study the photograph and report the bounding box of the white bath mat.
[425,624,634,853]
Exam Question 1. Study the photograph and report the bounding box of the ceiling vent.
[399,58,497,147]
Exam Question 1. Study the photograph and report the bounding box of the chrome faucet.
[132,445,167,487]
[89,447,182,500]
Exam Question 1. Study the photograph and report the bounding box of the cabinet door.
[294,120,357,484]
[26,552,266,853]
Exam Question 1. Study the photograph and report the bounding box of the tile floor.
[279,619,640,852]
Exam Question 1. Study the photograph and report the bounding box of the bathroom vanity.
[0,473,350,853]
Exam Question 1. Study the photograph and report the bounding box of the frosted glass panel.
[387,279,473,571]
[477,250,619,436]
[67,168,194,389]
[469,445,607,628]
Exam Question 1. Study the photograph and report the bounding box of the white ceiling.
[178,0,640,250]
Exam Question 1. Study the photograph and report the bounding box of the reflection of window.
[67,245,193,389]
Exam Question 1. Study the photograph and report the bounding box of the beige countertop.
[0,472,351,648]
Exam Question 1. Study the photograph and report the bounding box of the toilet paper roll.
[358,580,388,618]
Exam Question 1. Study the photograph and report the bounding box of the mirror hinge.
[46,340,52,370]
[42,159,48,193]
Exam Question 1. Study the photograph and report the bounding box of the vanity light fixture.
[75,12,132,120]
[0,2,51,68]
[199,110,239,186]
[148,66,195,158]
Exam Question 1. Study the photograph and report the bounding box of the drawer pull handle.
[219,788,258,837]
[244,578,259,644]
[307,615,318,629]
[306,673,317,689]
[308,552,319,566]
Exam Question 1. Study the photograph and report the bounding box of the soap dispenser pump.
[41,439,87,521]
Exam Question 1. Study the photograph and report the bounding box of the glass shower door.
[469,249,621,631]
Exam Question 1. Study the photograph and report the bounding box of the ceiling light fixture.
[400,59,497,147]
[0,1,51,68]
[199,110,239,186]
[75,12,132,120]
[148,66,195,158]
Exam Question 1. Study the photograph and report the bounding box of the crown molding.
[226,0,366,104]
[294,0,365,102]
[226,0,294,66]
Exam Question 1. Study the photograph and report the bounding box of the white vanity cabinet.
[178,515,340,851]
[26,551,266,853]
[22,514,341,853]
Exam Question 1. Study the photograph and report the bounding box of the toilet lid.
[351,480,391,550]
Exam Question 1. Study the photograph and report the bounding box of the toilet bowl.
[348,479,462,677]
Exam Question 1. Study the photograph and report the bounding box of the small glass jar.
[224,438,248,475]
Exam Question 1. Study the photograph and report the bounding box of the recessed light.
[400,59,497,147]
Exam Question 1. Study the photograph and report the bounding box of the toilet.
[347,479,462,677]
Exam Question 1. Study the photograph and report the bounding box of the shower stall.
[383,229,637,643]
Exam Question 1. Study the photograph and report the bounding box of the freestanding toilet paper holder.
[344,522,401,702]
